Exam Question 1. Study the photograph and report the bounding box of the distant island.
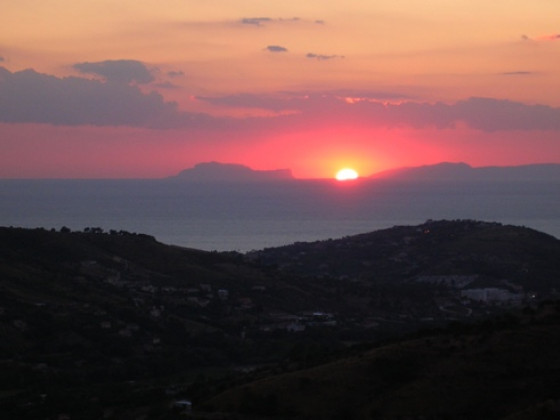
[369,161,560,182]
[170,161,294,182]
[169,161,560,183]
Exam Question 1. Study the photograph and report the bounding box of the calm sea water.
[1,179,559,251]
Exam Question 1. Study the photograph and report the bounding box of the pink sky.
[1,1,559,178]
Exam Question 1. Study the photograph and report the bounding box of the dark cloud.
[0,66,212,128]
[266,45,288,53]
[73,59,155,84]
[315,20,325,24]
[0,56,4,62]
[306,53,344,60]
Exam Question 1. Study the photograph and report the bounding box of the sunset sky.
[1,0,559,178]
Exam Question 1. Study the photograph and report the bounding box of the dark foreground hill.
[201,303,560,419]
[1,221,560,419]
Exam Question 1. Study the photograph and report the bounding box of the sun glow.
[335,168,359,181]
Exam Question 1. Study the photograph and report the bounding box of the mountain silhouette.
[370,162,560,182]
[171,161,294,182]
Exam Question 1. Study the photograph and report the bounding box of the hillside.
[1,221,560,418]
[251,220,560,330]
[201,302,560,419]
[0,227,321,419]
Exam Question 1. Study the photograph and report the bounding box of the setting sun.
[335,168,359,181]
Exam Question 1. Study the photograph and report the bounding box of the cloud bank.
[199,93,560,132]
[1,66,559,132]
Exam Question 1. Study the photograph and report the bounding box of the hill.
[201,302,560,419]
[251,220,560,326]
[1,221,560,418]
[0,227,320,419]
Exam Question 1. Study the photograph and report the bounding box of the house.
[173,399,192,414]
[218,289,229,300]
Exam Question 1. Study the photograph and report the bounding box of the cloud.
[522,33,560,42]
[167,70,184,78]
[266,45,288,53]
[73,59,155,84]
[198,92,560,132]
[240,17,272,26]
[2,67,559,133]
[197,90,410,111]
[0,66,212,128]
[501,71,534,76]
[537,33,560,41]
[153,81,181,89]
[342,97,560,131]
[240,17,306,26]
[197,93,297,112]
[450,97,560,131]
[306,53,344,60]
[0,56,4,62]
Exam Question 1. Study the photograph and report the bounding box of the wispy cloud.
[536,33,560,41]
[239,16,319,27]
[306,53,344,60]
[521,33,560,42]
[501,71,534,76]
[240,17,272,26]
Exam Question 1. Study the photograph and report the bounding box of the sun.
[335,168,359,181]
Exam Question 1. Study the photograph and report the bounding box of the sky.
[1,0,560,179]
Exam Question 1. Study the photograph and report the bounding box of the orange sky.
[1,0,559,178]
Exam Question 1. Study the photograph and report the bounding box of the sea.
[1,179,559,252]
